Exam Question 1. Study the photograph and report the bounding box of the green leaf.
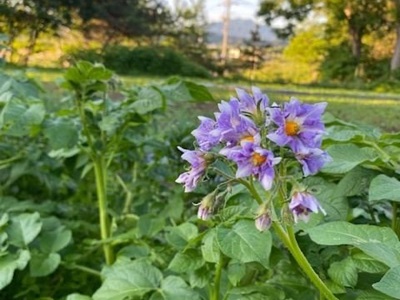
[39,226,72,253]
[307,221,399,246]
[165,223,198,250]
[130,87,164,115]
[357,290,397,300]
[93,260,162,300]
[216,220,272,267]
[227,261,246,286]
[7,213,42,247]
[303,177,348,221]
[325,126,364,142]
[29,252,60,277]
[352,252,388,273]
[336,167,378,197]
[44,118,79,150]
[369,175,400,202]
[373,265,400,299]
[328,257,358,287]
[0,250,30,290]
[66,294,92,300]
[227,286,285,300]
[322,144,377,174]
[307,222,400,267]
[168,249,204,273]
[161,78,213,102]
[150,276,200,300]
[0,99,45,136]
[201,229,220,263]
[137,215,165,238]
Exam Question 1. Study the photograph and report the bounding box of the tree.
[77,0,172,47]
[0,0,78,64]
[391,0,400,71]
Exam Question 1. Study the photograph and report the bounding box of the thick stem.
[93,157,114,265]
[286,226,337,300]
[243,178,337,300]
[211,254,224,300]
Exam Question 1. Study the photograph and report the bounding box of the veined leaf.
[216,220,272,267]
[369,175,400,203]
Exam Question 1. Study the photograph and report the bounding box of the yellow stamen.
[285,120,300,136]
[251,152,266,166]
[241,135,254,143]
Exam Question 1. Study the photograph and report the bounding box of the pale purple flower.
[222,142,281,190]
[215,99,259,147]
[236,87,269,116]
[294,145,331,177]
[267,98,327,150]
[255,212,271,232]
[289,191,326,223]
[191,116,220,151]
[176,147,207,192]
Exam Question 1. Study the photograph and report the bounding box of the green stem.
[242,178,337,300]
[0,154,22,166]
[211,254,224,300]
[93,157,114,265]
[286,226,337,300]
[364,141,400,170]
[61,262,101,278]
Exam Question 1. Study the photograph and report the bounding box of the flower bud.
[255,203,271,232]
[197,190,217,221]
[255,213,271,232]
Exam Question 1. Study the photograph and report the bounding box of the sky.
[166,0,261,23]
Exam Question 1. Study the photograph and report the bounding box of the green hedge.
[68,46,211,78]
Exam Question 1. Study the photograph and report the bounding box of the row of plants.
[0,62,399,299]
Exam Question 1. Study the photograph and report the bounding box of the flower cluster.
[176,87,330,225]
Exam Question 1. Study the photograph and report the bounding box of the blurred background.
[0,0,399,86]
[2,0,400,130]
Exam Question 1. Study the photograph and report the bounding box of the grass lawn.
[8,66,400,132]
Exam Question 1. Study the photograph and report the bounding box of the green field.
[14,67,400,132]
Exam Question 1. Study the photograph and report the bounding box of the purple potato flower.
[289,191,326,223]
[191,116,220,151]
[267,98,327,150]
[176,147,207,192]
[294,145,331,177]
[236,87,269,116]
[222,142,281,190]
[215,99,260,147]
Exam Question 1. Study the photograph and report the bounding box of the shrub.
[67,46,211,78]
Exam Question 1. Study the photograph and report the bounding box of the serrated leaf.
[373,265,400,299]
[328,257,358,287]
[93,260,162,300]
[7,213,42,247]
[150,276,200,300]
[168,249,204,273]
[0,250,30,290]
[216,220,272,267]
[29,252,60,277]
[322,144,377,174]
[369,175,400,202]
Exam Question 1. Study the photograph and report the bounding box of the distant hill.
[206,19,279,45]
